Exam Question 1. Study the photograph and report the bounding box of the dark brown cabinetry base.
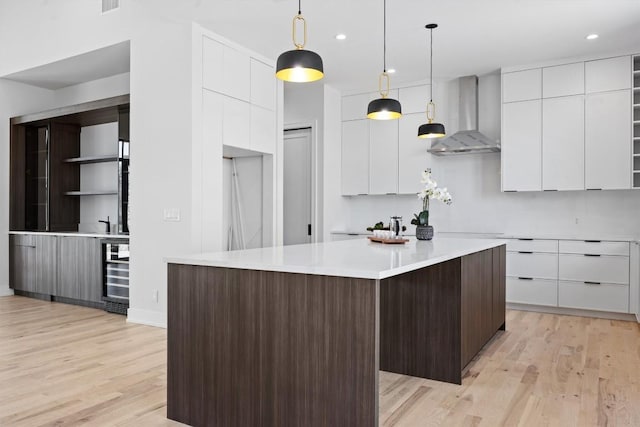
[167,245,506,426]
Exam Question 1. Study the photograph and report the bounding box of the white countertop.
[166,237,507,280]
[9,231,129,239]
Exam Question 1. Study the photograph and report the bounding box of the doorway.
[283,127,313,245]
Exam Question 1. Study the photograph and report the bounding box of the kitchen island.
[166,237,506,427]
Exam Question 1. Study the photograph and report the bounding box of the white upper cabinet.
[341,120,370,195]
[503,69,542,103]
[342,93,375,121]
[203,36,251,101]
[250,106,275,154]
[369,120,399,194]
[585,90,631,190]
[585,56,631,93]
[542,96,585,191]
[502,100,542,191]
[398,85,430,114]
[398,113,431,194]
[543,63,584,98]
[223,97,251,151]
[250,59,276,111]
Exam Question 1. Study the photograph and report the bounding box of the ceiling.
[3,41,130,90]
[183,0,640,91]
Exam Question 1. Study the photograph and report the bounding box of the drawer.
[506,238,558,253]
[558,281,629,313]
[559,254,629,284]
[559,240,629,256]
[506,277,557,307]
[506,252,558,280]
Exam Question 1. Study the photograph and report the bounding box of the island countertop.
[166,237,507,280]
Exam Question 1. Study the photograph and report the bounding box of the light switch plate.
[163,208,181,222]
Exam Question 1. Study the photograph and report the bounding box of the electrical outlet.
[153,290,159,303]
[575,217,579,225]
[163,208,181,222]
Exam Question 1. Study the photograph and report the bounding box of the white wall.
[325,72,640,238]
[79,122,119,234]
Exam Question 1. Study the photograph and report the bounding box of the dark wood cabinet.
[57,236,102,303]
[492,245,507,331]
[34,235,58,295]
[9,235,36,292]
[48,123,80,232]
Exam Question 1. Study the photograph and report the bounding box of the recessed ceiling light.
[335,34,347,40]
[387,68,396,74]
[586,34,599,40]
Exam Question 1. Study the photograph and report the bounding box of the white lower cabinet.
[559,281,629,313]
[507,277,558,307]
[506,252,558,280]
[559,254,629,285]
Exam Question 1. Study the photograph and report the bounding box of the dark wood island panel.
[167,265,380,427]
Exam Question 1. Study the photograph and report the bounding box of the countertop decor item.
[366,221,407,232]
[367,236,409,244]
[411,169,452,240]
[275,0,324,83]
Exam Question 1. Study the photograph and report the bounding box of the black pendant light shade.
[418,23,445,138]
[418,122,446,139]
[367,97,402,120]
[276,0,324,83]
[367,0,402,120]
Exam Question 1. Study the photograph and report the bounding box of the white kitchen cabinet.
[341,120,369,195]
[559,254,629,285]
[202,36,251,101]
[506,239,558,253]
[542,95,585,191]
[250,58,275,111]
[502,69,542,103]
[398,113,431,194]
[559,240,630,256]
[369,120,399,194]
[585,90,631,190]
[223,97,251,150]
[342,92,374,121]
[502,100,542,191]
[507,252,558,280]
[507,277,558,307]
[250,105,275,153]
[559,281,629,313]
[585,56,631,93]
[398,85,430,114]
[543,63,584,98]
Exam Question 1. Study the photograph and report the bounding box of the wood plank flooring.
[1,296,639,426]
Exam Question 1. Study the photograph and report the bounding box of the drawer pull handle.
[518,238,533,241]
[584,281,601,285]
[518,277,534,281]
[518,251,533,254]
[584,254,601,257]
[584,240,601,243]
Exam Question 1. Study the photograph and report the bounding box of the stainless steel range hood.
[427,75,500,155]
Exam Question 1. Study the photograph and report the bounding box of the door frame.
[283,122,319,244]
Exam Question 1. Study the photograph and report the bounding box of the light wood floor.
[1,296,639,426]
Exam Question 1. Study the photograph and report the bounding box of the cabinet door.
[503,69,542,103]
[250,58,275,111]
[58,237,102,303]
[492,246,506,331]
[543,63,584,98]
[585,56,631,93]
[398,85,430,114]
[398,113,431,194]
[341,120,369,195]
[35,235,57,295]
[502,100,542,191]
[9,235,36,292]
[223,97,251,150]
[585,90,631,190]
[542,95,585,190]
[342,93,372,121]
[203,37,251,101]
[369,120,398,194]
[250,105,275,154]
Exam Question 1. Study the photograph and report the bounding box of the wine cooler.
[102,239,130,315]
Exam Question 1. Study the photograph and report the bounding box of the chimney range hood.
[427,75,500,155]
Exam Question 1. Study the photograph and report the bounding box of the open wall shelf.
[65,190,118,196]
[64,155,119,164]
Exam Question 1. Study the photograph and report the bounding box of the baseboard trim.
[0,288,15,297]
[508,303,638,323]
[127,308,167,329]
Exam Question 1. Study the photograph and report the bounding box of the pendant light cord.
[298,0,301,14]
[429,26,433,102]
[383,0,387,73]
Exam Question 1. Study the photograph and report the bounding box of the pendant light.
[418,24,446,138]
[367,0,402,120]
[276,0,324,83]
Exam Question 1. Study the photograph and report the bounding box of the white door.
[284,128,312,245]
